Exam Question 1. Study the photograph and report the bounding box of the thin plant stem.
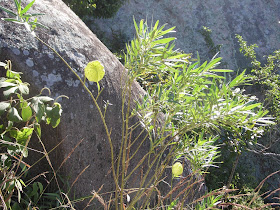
[226,152,240,189]
[34,35,119,192]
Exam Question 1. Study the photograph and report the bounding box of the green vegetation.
[236,34,280,123]
[0,1,279,209]
[62,0,127,18]
[199,26,222,58]
[0,60,65,209]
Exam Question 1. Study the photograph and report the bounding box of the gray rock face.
[90,0,280,69]
[0,0,205,208]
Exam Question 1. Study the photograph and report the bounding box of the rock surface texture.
[0,0,205,208]
[91,0,280,69]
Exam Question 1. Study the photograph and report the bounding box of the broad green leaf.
[19,145,28,157]
[31,97,45,122]
[8,107,22,122]
[0,102,11,115]
[20,0,35,15]
[7,144,19,155]
[84,60,105,82]
[38,182,43,193]
[37,96,54,103]
[0,61,7,67]
[46,103,62,128]
[9,128,18,139]
[0,81,16,88]
[7,121,13,130]
[6,69,22,79]
[18,83,29,95]
[11,200,21,210]
[3,86,18,97]
[16,128,34,145]
[21,103,33,122]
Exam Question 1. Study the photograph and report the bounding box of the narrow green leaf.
[256,118,275,125]
[1,18,22,23]
[133,17,139,34]
[229,70,247,88]
[153,20,159,31]
[34,123,41,138]
[14,0,21,14]
[38,182,43,193]
[202,57,222,73]
[24,13,45,17]
[0,5,17,16]
[160,26,176,36]
[242,103,261,111]
[209,69,233,73]
[152,37,176,45]
[139,19,144,33]
[31,22,49,29]
[20,0,35,15]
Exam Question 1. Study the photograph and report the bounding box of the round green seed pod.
[84,60,105,82]
[172,162,183,177]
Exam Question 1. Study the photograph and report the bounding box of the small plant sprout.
[84,60,105,92]
[172,162,183,178]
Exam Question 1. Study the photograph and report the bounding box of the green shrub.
[236,34,280,123]
[63,0,127,19]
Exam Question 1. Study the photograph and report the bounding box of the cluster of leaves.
[199,26,222,58]
[0,0,47,34]
[226,187,272,210]
[126,19,272,174]
[236,34,280,123]
[62,0,126,19]
[203,34,280,208]
[0,60,62,208]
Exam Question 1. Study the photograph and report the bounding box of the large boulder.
[90,0,280,69]
[0,0,205,208]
